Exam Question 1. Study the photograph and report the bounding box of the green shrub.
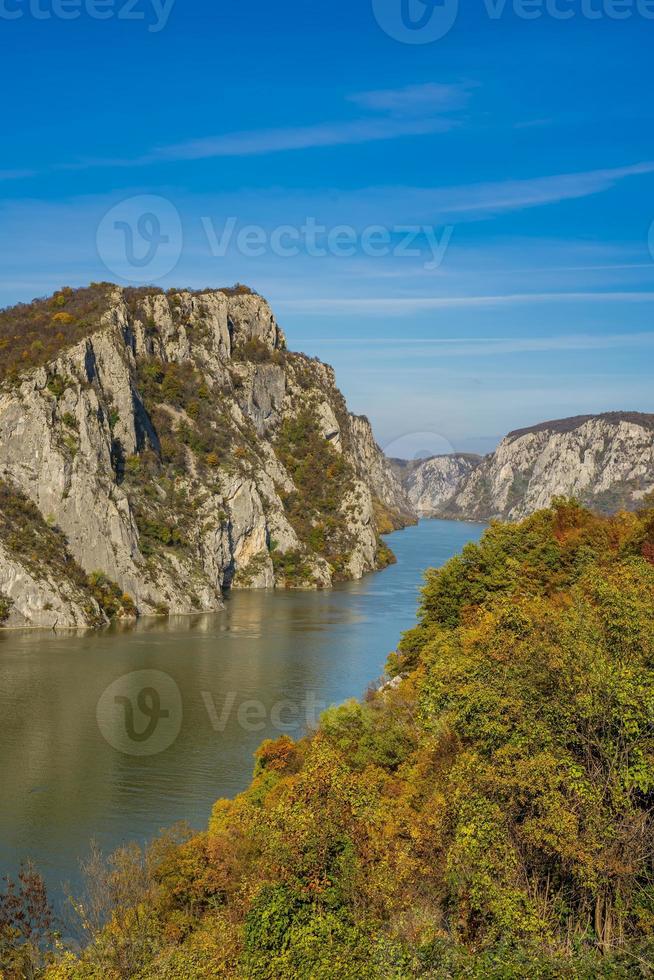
[87,571,137,619]
[0,593,12,624]
[270,549,313,587]
[274,411,357,575]
[0,480,106,625]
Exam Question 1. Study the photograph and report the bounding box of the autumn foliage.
[34,499,654,977]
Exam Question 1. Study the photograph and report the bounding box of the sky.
[1,0,653,455]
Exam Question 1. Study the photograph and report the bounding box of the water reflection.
[0,520,484,898]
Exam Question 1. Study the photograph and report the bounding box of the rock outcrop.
[0,285,411,628]
[392,454,481,517]
[400,413,654,522]
[446,413,654,521]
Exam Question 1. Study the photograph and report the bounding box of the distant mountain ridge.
[506,412,654,441]
[398,411,654,521]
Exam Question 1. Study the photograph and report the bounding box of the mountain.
[0,285,412,629]
[391,453,481,517]
[399,413,654,522]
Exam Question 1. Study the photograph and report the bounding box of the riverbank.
[0,519,484,900]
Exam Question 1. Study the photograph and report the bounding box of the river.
[0,519,484,900]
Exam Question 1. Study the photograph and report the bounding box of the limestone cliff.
[404,413,654,522]
[0,285,410,628]
[446,413,654,521]
[392,454,481,517]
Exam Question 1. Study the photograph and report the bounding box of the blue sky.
[1,0,653,454]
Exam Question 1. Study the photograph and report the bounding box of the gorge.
[1,287,654,977]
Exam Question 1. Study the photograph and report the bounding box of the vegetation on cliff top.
[0,284,258,386]
[0,285,113,384]
[4,498,653,977]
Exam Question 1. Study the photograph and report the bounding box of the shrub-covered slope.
[38,499,654,978]
[0,285,411,626]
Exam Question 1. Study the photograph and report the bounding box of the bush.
[0,593,12,625]
[270,549,313,587]
[87,571,137,619]
[232,337,284,365]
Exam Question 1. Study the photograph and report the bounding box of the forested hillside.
[4,499,654,978]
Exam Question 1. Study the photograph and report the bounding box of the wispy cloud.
[348,162,654,224]
[60,82,474,169]
[430,162,654,216]
[282,291,654,315]
[347,82,473,117]
[145,115,459,163]
[140,160,654,224]
[293,332,654,357]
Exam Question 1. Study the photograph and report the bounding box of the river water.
[0,519,484,899]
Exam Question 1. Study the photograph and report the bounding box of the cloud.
[281,291,654,315]
[340,162,654,225]
[150,159,654,225]
[294,332,654,358]
[429,162,654,216]
[60,82,472,169]
[347,82,473,117]
[145,115,459,163]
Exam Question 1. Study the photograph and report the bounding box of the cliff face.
[392,454,481,517]
[402,413,654,522]
[447,414,654,521]
[0,286,410,629]
[394,414,654,522]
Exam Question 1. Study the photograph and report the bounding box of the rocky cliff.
[404,413,654,522]
[447,413,654,521]
[391,454,481,517]
[0,285,410,629]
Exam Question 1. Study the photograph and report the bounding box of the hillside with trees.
[3,498,654,978]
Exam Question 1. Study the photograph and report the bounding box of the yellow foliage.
[51,312,75,326]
